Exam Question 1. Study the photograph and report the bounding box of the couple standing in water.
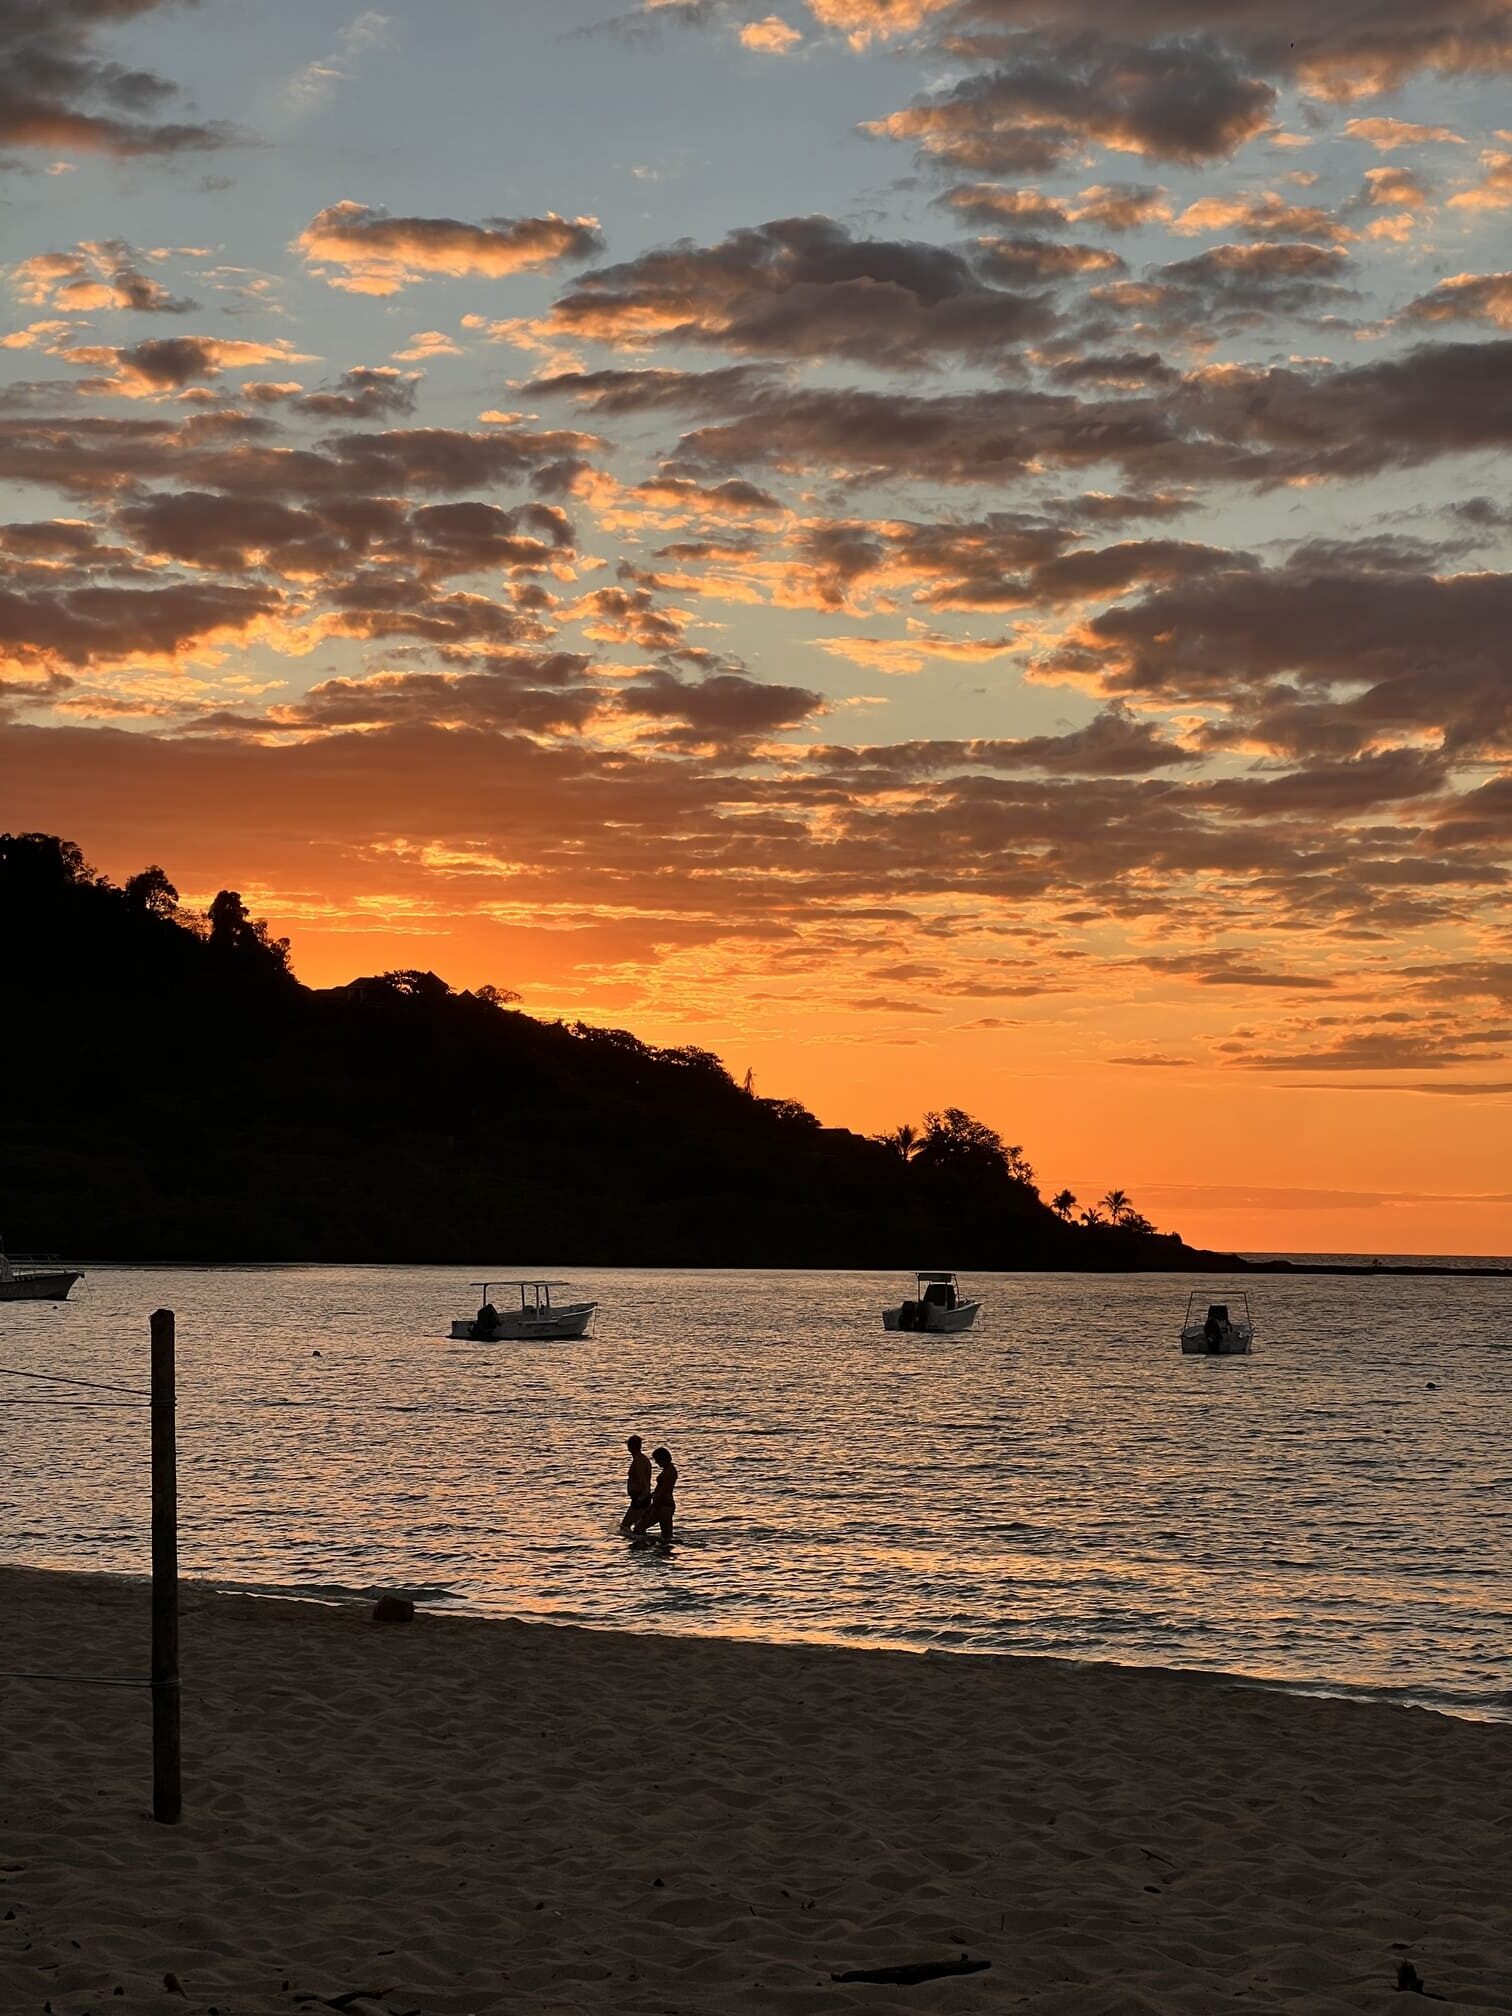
[620,1435,677,1538]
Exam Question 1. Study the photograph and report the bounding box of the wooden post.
[149,1308,181,1824]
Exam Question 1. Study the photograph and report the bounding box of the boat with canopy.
[450,1280,598,1342]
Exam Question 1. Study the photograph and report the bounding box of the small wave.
[1232,1671,1512,1719]
[206,1577,463,1605]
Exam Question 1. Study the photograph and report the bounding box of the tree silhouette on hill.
[207,889,292,977]
[0,831,1239,1270]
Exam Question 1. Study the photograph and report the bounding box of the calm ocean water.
[4,1265,1509,1720]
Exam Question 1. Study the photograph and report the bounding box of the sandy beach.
[2,1567,1508,2016]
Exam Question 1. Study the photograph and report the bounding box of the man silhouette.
[620,1434,652,1531]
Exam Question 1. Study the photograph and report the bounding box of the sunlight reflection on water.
[3,1264,1508,1718]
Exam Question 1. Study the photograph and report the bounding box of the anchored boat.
[1180,1292,1254,1355]
[451,1280,598,1342]
[882,1271,981,1335]
[0,1241,81,1303]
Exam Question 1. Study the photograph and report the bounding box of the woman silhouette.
[634,1445,678,1539]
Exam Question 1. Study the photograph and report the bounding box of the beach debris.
[163,1971,186,1995]
[1395,1961,1449,1998]
[371,1593,415,1623]
[831,1955,991,1986]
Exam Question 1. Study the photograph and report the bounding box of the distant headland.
[0,832,1496,1276]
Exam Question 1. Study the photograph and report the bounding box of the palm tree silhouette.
[875,1122,919,1161]
[1100,1188,1131,1224]
[1051,1188,1076,1219]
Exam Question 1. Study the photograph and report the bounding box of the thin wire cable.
[0,1671,155,1688]
[0,1397,145,1409]
[0,1364,151,1399]
[1,1380,533,1417]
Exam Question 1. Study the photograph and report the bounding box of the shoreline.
[6,1561,1506,1728]
[6,1565,1511,2016]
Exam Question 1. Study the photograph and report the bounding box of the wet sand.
[2,1565,1508,2016]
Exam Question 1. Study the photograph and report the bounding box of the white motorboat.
[1180,1292,1254,1355]
[883,1271,981,1334]
[451,1280,597,1342]
[0,1241,81,1303]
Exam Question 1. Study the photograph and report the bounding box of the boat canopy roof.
[916,1270,959,1283]
[472,1279,573,1288]
[1183,1288,1251,1318]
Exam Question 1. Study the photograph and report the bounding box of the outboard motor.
[898,1298,922,1331]
[476,1301,500,1338]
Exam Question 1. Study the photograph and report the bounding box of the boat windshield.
[1183,1290,1251,1326]
[916,1271,962,1309]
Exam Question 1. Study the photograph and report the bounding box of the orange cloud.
[59,336,316,398]
[1360,165,1432,208]
[1403,271,1512,329]
[1448,150,1512,211]
[392,330,466,362]
[739,15,802,52]
[294,202,604,295]
[1,317,72,351]
[803,0,953,47]
[1343,116,1464,150]
[1068,184,1174,230]
[9,239,195,314]
[1172,190,1352,242]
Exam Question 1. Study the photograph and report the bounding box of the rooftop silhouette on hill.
[0,831,1244,1268]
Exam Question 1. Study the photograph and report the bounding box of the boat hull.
[1180,1327,1253,1355]
[0,1271,80,1302]
[451,1302,597,1342]
[883,1299,981,1335]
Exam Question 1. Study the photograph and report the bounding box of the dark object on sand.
[831,1956,991,1985]
[1396,1962,1446,1998]
[371,1593,415,1623]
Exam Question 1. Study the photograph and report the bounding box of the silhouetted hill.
[1,832,1247,1269]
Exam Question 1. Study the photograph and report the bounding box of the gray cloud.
[1095,241,1356,337]
[578,335,1512,491]
[868,36,1276,171]
[616,666,826,739]
[1058,553,1512,758]
[944,0,1512,95]
[292,366,422,422]
[0,0,235,162]
[539,215,1061,369]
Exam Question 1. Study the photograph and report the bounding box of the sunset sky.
[2,0,1510,1255]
